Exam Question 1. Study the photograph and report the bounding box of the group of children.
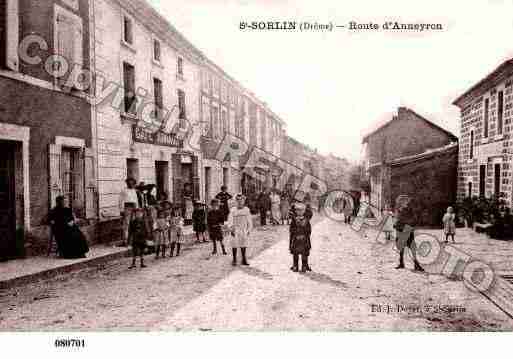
[380,205,457,243]
[128,201,185,268]
[127,191,317,274]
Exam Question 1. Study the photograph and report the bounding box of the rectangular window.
[221,109,228,135]
[123,62,136,114]
[212,106,220,140]
[469,130,474,160]
[153,78,163,119]
[123,15,133,44]
[177,57,184,77]
[495,163,501,198]
[498,91,504,135]
[479,165,486,198]
[55,6,83,79]
[484,98,489,138]
[202,71,209,91]
[213,77,219,97]
[223,167,229,187]
[127,158,139,182]
[203,99,211,137]
[61,147,83,215]
[153,39,161,62]
[178,89,186,126]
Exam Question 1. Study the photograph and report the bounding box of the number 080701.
[54,339,85,348]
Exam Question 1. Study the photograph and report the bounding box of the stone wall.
[390,147,458,226]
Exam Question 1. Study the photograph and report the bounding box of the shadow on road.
[303,272,348,289]
[238,266,273,281]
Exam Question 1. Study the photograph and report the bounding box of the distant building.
[453,59,513,206]
[361,107,458,224]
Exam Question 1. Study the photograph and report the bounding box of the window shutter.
[192,156,200,200]
[73,19,83,67]
[172,154,183,206]
[83,148,96,219]
[48,144,62,209]
[5,0,19,71]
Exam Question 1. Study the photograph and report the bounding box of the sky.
[147,0,513,161]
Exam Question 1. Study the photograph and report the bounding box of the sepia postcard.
[1,0,513,356]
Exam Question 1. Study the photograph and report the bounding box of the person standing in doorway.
[226,194,253,266]
[215,185,233,222]
[119,178,141,247]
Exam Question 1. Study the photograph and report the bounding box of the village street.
[0,214,511,331]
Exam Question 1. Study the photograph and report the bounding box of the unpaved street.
[1,215,511,331]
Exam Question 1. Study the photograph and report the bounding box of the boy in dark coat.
[192,201,207,243]
[128,208,148,268]
[289,203,312,272]
[394,196,424,272]
[207,199,227,255]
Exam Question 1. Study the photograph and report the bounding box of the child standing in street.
[382,204,395,241]
[226,194,253,266]
[128,208,148,268]
[443,206,456,243]
[207,199,227,255]
[192,201,207,243]
[289,202,312,273]
[154,208,169,259]
[169,206,184,257]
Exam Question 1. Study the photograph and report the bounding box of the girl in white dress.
[169,206,184,257]
[226,194,253,266]
[382,204,395,241]
[442,206,456,243]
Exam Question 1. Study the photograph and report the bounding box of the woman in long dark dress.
[49,196,89,259]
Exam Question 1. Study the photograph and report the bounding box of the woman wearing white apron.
[226,194,253,266]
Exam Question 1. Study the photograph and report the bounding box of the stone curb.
[0,215,264,290]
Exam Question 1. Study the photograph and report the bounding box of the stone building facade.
[93,0,204,220]
[453,59,513,206]
[199,59,286,203]
[0,0,95,258]
[362,107,458,213]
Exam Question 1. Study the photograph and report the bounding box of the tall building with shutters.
[0,0,95,259]
[92,0,204,225]
[199,59,287,204]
